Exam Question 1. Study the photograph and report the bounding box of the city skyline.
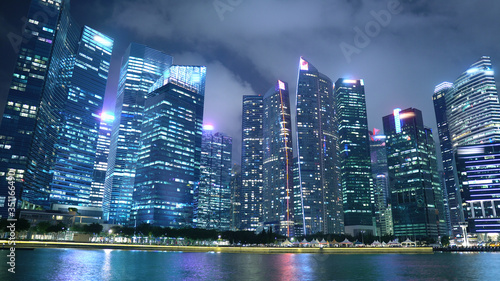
[2,0,500,164]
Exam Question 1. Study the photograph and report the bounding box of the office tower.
[0,0,68,217]
[456,143,500,235]
[369,129,393,236]
[26,25,113,208]
[230,164,242,230]
[433,82,458,236]
[196,128,232,231]
[383,108,446,240]
[446,56,500,147]
[334,78,374,236]
[240,95,264,231]
[132,65,206,228]
[103,43,173,224]
[262,80,294,236]
[90,113,114,208]
[0,0,114,217]
[295,57,340,235]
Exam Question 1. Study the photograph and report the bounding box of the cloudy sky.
[1,0,500,163]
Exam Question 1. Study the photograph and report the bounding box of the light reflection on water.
[1,249,500,281]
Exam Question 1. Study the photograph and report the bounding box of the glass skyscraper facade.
[104,43,172,225]
[435,57,500,237]
[433,82,459,236]
[295,57,340,235]
[240,95,264,231]
[369,129,393,236]
[0,0,68,217]
[131,66,206,228]
[196,129,232,231]
[91,114,114,208]
[334,78,374,236]
[230,164,242,230]
[1,0,113,216]
[446,56,500,147]
[383,108,446,240]
[263,80,294,236]
[456,143,500,235]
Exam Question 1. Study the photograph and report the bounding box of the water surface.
[1,248,499,280]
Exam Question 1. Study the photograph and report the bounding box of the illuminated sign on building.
[300,57,309,71]
[393,108,402,133]
[278,80,286,90]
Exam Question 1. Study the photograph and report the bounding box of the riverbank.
[0,240,433,254]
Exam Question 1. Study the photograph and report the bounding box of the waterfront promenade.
[1,240,433,254]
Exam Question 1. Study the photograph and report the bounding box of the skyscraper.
[435,57,500,237]
[456,143,500,235]
[240,95,264,231]
[446,56,500,147]
[383,108,446,240]
[433,82,458,236]
[263,80,294,236]
[230,164,242,231]
[0,0,69,217]
[1,0,114,216]
[369,129,393,236]
[91,113,114,208]
[334,78,374,236]
[131,65,206,228]
[196,128,232,231]
[295,57,340,235]
[104,43,172,225]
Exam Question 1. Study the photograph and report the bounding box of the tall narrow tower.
[240,95,264,231]
[383,108,446,240]
[104,43,172,225]
[295,57,340,235]
[334,79,374,236]
[263,80,294,236]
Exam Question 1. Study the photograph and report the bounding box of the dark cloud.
[2,0,500,164]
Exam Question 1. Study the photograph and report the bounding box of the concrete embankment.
[1,240,433,254]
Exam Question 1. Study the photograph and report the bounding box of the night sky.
[1,0,500,164]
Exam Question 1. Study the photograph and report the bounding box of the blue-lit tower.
[196,127,232,231]
[433,82,457,236]
[90,113,114,208]
[104,43,172,225]
[295,57,340,235]
[240,95,264,231]
[384,108,446,240]
[456,143,500,235]
[263,80,294,236]
[334,78,374,236]
[0,0,69,217]
[0,0,114,215]
[131,65,206,228]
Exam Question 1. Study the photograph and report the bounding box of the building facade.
[240,95,264,231]
[103,43,172,224]
[433,82,458,236]
[262,80,294,236]
[383,108,446,240]
[295,57,340,235]
[456,143,500,235]
[0,0,69,217]
[90,114,114,208]
[369,129,393,236]
[196,129,232,231]
[131,65,206,228]
[1,0,113,215]
[334,78,374,236]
